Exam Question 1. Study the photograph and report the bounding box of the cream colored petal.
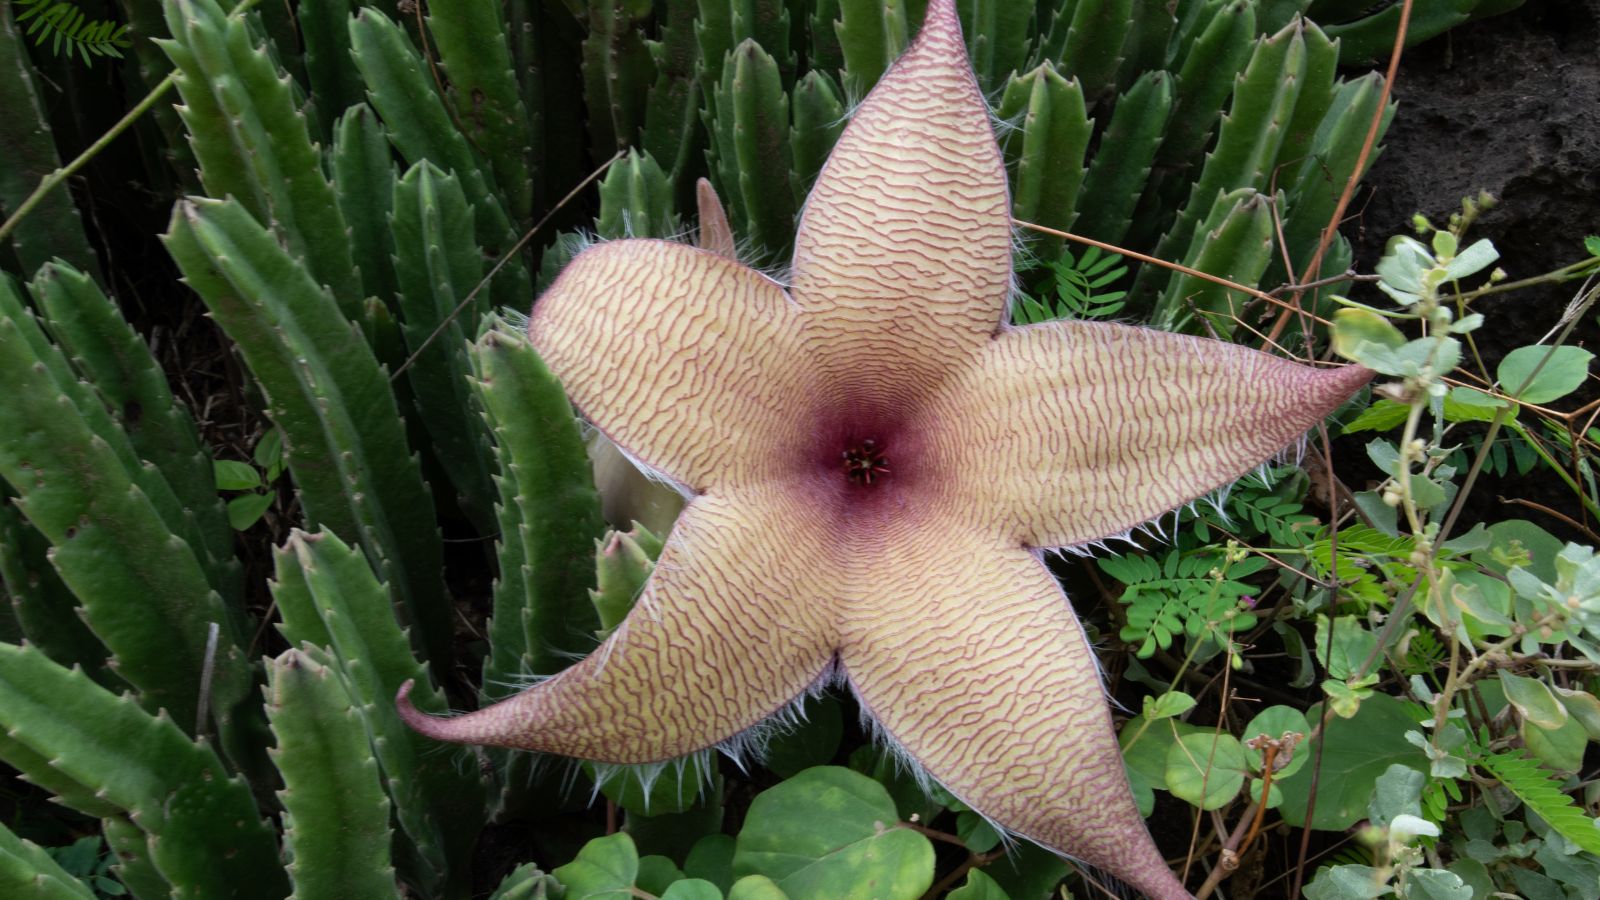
[529,240,814,492]
[789,0,1011,404]
[929,321,1371,549]
[399,486,838,762]
[840,533,1189,900]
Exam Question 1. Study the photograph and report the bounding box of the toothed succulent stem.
[997,63,1093,261]
[164,197,454,674]
[272,529,485,899]
[1072,69,1173,246]
[160,0,363,316]
[0,643,287,898]
[0,280,254,747]
[390,161,500,534]
[708,39,797,266]
[424,0,535,220]
[266,646,399,900]
[597,150,681,240]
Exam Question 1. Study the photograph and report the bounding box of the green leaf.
[733,767,933,900]
[225,493,274,531]
[1332,307,1406,363]
[1314,615,1377,680]
[1342,399,1409,434]
[1522,714,1587,774]
[1405,868,1473,900]
[1555,688,1600,740]
[1241,706,1311,779]
[727,875,788,900]
[553,833,639,899]
[1442,238,1498,282]
[661,880,723,900]
[1303,864,1388,900]
[1585,235,1600,258]
[955,812,1001,854]
[1276,695,1430,830]
[1143,691,1197,720]
[637,856,686,895]
[1498,345,1594,404]
[684,835,736,893]
[1367,764,1424,828]
[1165,732,1247,810]
[1442,387,1507,423]
[946,868,1011,900]
[1500,672,1568,729]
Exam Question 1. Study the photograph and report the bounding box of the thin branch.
[391,150,622,380]
[1266,0,1413,346]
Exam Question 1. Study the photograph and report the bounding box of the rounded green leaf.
[1164,733,1247,810]
[683,834,735,892]
[948,868,1012,899]
[1498,345,1594,404]
[552,833,638,899]
[1241,706,1312,780]
[733,767,933,900]
[1275,695,1431,830]
[1332,308,1407,366]
[727,875,788,900]
[661,878,723,900]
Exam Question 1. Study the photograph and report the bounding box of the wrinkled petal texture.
[529,240,812,492]
[400,486,838,761]
[930,321,1373,549]
[840,531,1188,900]
[790,5,1011,405]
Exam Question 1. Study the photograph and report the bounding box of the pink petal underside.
[789,0,1012,406]
[528,239,813,493]
[840,531,1190,900]
[929,320,1373,549]
[397,486,838,760]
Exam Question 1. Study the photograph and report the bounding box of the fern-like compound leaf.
[1478,752,1600,855]
[14,0,130,64]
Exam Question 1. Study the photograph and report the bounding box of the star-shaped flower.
[400,3,1368,895]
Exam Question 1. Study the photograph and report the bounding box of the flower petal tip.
[1312,362,1375,408]
[394,678,450,741]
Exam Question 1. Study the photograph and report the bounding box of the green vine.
[13,0,130,64]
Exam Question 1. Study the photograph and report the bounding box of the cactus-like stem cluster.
[0,0,1464,893]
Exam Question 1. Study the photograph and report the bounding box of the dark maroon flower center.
[841,439,890,486]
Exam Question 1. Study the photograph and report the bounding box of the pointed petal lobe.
[840,533,1189,900]
[398,487,838,762]
[929,322,1371,548]
[790,0,1011,402]
[530,240,813,492]
[695,179,738,260]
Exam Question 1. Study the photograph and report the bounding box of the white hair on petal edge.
[587,752,716,814]
[497,307,532,333]
[846,679,1018,856]
[713,658,842,770]
[612,440,696,503]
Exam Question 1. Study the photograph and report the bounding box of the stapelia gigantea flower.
[399,1,1370,895]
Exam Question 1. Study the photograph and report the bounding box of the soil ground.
[1352,0,1600,540]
